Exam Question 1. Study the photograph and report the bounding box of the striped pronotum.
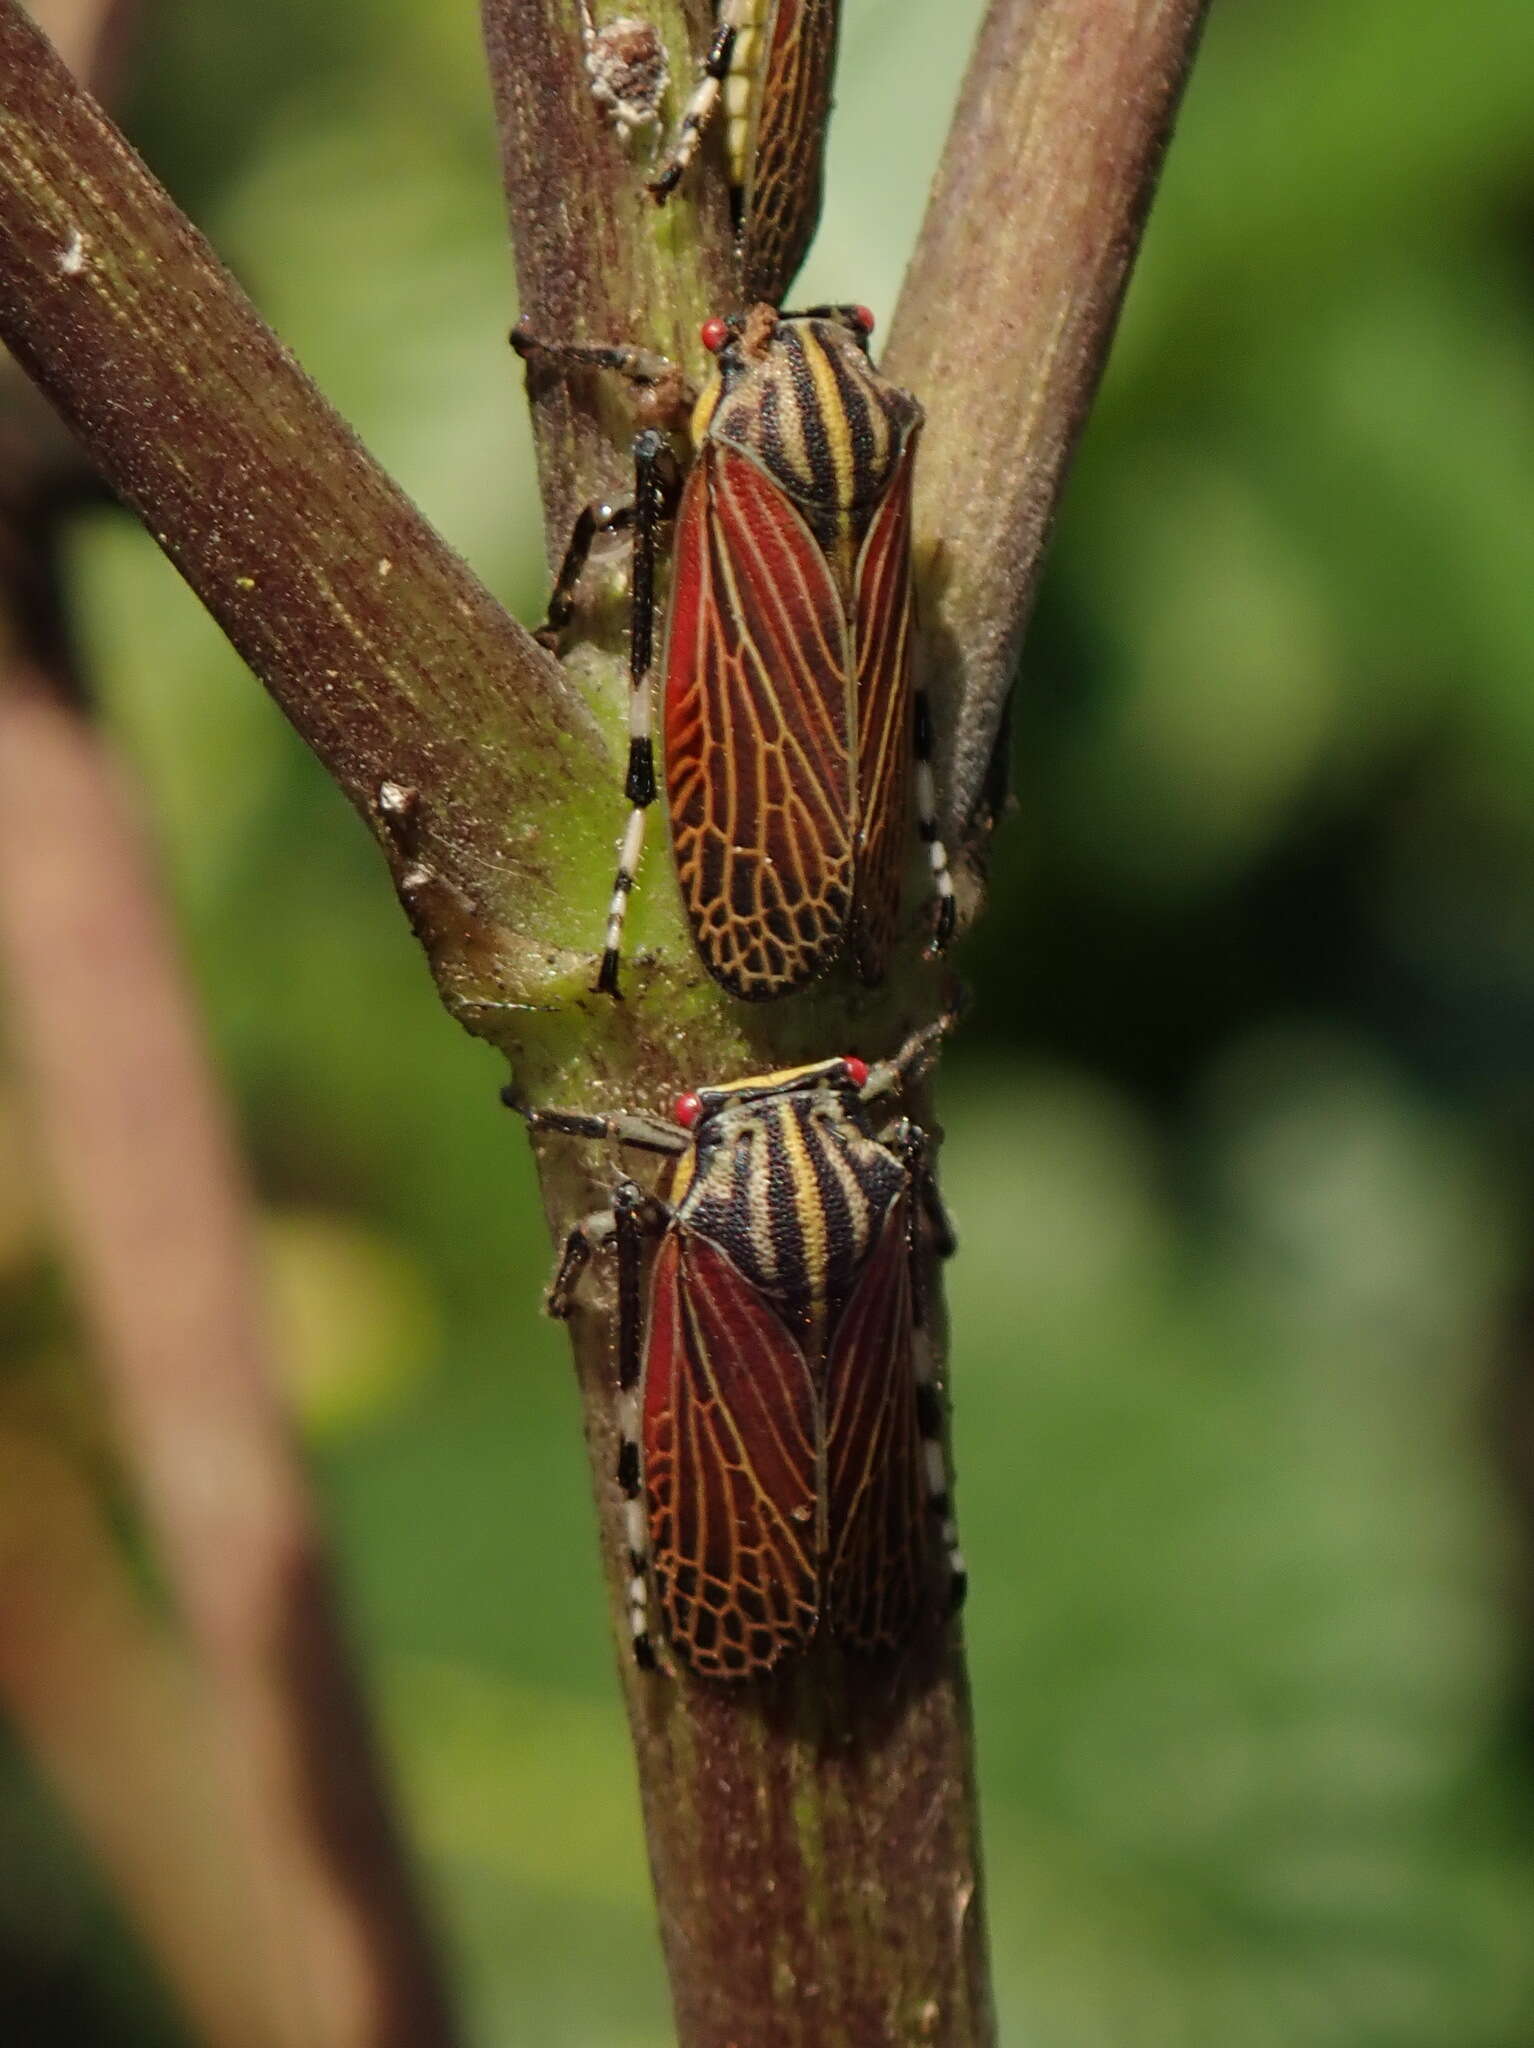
[512,301,955,1001]
[523,1028,965,1680]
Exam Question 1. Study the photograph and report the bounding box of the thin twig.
[886,0,1211,858]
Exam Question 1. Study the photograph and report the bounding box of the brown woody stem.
[0,0,604,1022]
[886,0,1211,856]
[484,5,995,2044]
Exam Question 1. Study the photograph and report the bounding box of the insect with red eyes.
[516,1022,964,1679]
[514,300,954,1001]
[645,0,839,304]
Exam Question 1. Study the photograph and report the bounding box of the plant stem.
[886,0,1212,853]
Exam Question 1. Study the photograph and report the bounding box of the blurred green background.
[5,0,1534,2041]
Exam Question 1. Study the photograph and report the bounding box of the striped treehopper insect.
[646,0,840,303]
[515,1021,965,1680]
[514,301,955,1001]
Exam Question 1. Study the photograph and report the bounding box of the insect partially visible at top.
[513,300,955,1002]
[514,1021,964,1680]
[579,1,670,145]
[646,0,839,304]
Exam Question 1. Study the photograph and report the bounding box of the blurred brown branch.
[0,8,458,2045]
[0,1421,275,2048]
[0,656,459,2048]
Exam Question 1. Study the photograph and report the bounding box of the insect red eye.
[700,316,730,354]
[842,1057,870,1088]
[674,1091,703,1128]
[852,305,875,335]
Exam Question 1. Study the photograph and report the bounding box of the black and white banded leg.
[647,0,743,201]
[595,428,682,997]
[892,1118,966,1616]
[516,1097,685,1667]
[510,324,687,996]
[914,688,956,953]
[543,1180,665,1664]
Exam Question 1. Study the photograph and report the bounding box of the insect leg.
[524,1161,670,1668]
[541,1183,670,1319]
[544,1205,618,1319]
[892,1122,967,1617]
[647,0,744,201]
[915,688,956,954]
[906,1123,958,1263]
[610,1182,665,1669]
[859,1012,959,1106]
[507,1089,689,1159]
[531,494,636,648]
[511,321,681,391]
[597,428,683,998]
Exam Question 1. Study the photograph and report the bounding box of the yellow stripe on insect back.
[800,325,864,588]
[696,1058,843,1103]
[771,1098,830,1311]
[689,366,724,450]
[723,0,772,183]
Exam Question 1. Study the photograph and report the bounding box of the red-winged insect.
[513,1021,965,1680]
[646,0,840,304]
[513,301,955,1001]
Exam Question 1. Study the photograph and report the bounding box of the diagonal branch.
[0,0,601,1013]
[482,8,995,2047]
[886,0,1211,855]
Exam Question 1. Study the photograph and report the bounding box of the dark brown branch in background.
[24,0,138,100]
[0,654,459,2048]
[887,0,1211,855]
[0,8,455,2045]
[0,1422,283,2048]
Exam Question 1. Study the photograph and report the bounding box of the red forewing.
[847,434,919,985]
[823,1199,930,1654]
[643,1228,820,1678]
[737,0,840,304]
[664,443,856,1001]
